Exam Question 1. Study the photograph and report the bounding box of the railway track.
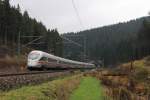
[102,73,127,76]
[0,70,72,91]
[0,70,64,77]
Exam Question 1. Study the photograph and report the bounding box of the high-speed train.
[27,50,95,70]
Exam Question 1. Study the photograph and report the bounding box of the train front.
[27,51,42,70]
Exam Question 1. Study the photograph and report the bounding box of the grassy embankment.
[70,77,105,100]
[85,56,150,100]
[0,75,107,100]
[0,45,32,73]
[0,55,27,73]
[0,75,81,100]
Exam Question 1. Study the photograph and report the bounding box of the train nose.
[28,60,37,66]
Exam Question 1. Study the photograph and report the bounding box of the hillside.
[85,56,150,99]
[63,16,150,65]
[0,0,63,73]
[0,0,63,56]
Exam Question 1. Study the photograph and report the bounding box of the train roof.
[29,50,94,66]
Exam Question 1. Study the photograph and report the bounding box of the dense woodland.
[63,16,150,65]
[0,0,63,56]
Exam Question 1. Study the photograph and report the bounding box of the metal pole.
[84,36,86,61]
[18,31,20,56]
[17,34,44,56]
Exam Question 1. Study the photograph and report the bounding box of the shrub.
[134,67,149,81]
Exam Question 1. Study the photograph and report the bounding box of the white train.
[27,50,95,70]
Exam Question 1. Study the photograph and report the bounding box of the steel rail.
[0,71,66,77]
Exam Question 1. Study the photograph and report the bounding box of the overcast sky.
[10,0,150,33]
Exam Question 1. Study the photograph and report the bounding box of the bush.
[134,67,149,81]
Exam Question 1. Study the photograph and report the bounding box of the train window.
[28,53,40,60]
[40,57,48,61]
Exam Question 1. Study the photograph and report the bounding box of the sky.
[10,0,150,34]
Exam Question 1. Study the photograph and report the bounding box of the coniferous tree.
[63,16,150,65]
[0,0,63,56]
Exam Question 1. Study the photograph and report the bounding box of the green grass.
[0,75,81,100]
[70,77,104,100]
[0,83,52,100]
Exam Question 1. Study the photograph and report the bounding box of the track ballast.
[0,70,72,91]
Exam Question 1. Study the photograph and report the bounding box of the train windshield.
[28,52,40,60]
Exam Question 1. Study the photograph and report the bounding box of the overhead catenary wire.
[71,0,87,60]
[71,0,84,30]
[62,0,86,61]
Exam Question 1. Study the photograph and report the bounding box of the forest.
[0,0,150,66]
[63,16,150,65]
[0,0,63,56]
